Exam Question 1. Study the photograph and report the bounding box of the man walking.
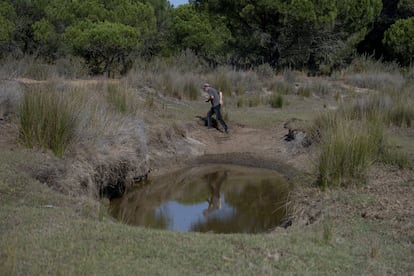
[203,83,228,134]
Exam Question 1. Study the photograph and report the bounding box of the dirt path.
[186,120,314,175]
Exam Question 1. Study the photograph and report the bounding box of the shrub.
[254,63,274,79]
[269,93,283,108]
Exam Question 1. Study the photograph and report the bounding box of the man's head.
[203,83,210,91]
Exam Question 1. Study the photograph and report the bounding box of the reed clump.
[314,90,412,189]
[316,113,384,189]
[269,93,284,108]
[19,85,78,157]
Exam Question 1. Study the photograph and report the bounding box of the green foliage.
[65,21,141,76]
[171,5,231,62]
[287,0,317,24]
[0,16,15,46]
[19,87,78,157]
[313,0,337,26]
[0,0,407,74]
[398,0,414,13]
[109,0,156,35]
[383,17,414,65]
[0,1,16,51]
[337,0,382,34]
[0,1,16,19]
[32,19,60,59]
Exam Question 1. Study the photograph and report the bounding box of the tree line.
[0,0,413,76]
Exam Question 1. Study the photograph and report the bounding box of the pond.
[109,164,290,234]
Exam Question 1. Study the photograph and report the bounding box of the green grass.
[1,148,412,275]
[1,175,411,275]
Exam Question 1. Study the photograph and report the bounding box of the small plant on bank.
[269,93,284,108]
[323,223,333,244]
[236,96,244,108]
[19,86,78,157]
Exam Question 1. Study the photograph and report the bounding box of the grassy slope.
[1,108,413,275]
[1,174,411,275]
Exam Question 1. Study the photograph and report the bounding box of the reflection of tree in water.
[191,178,289,234]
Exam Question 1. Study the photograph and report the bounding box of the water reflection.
[110,165,289,234]
[202,171,226,218]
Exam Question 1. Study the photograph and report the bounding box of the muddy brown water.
[109,164,290,234]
